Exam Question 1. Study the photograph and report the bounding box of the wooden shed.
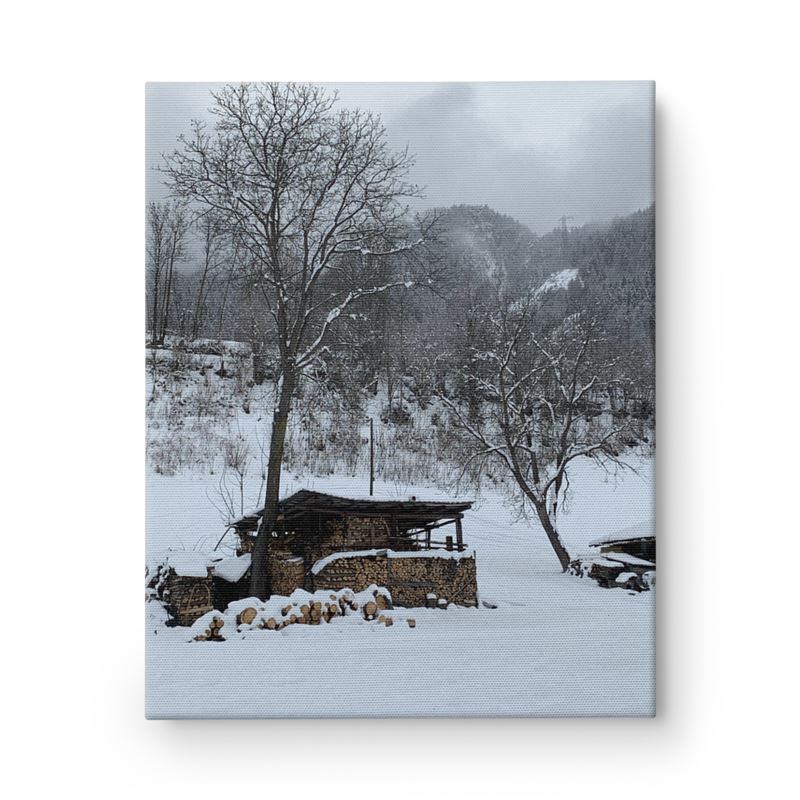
[227,490,477,603]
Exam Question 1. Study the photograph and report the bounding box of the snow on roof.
[212,553,251,583]
[165,551,211,578]
[311,548,475,575]
[231,490,473,528]
[589,524,655,548]
[601,551,655,568]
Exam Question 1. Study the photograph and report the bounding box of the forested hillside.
[147,202,655,415]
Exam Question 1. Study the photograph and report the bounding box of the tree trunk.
[533,502,571,572]
[248,369,296,599]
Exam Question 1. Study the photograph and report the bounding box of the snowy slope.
[146,345,655,717]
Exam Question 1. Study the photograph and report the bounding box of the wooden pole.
[455,517,464,552]
[369,417,374,496]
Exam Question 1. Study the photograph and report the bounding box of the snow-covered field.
[146,457,655,718]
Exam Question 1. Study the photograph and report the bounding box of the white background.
[3,1,798,797]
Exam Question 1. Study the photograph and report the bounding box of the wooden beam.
[455,517,464,552]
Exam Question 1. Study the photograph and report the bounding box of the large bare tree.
[440,298,643,571]
[163,82,428,597]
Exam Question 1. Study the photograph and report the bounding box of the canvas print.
[145,81,655,718]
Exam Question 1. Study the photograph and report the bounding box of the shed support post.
[455,517,464,552]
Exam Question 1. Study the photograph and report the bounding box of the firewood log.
[281,605,293,617]
[264,617,278,630]
[384,617,393,627]
[363,601,378,620]
[406,619,416,628]
[237,607,257,626]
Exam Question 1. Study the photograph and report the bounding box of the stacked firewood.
[190,613,226,641]
[245,586,394,630]
[189,586,409,641]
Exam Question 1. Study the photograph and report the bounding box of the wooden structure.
[589,532,656,564]
[228,491,475,602]
[231,490,472,559]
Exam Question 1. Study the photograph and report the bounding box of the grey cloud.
[147,81,654,235]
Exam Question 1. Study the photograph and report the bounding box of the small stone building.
[229,490,477,606]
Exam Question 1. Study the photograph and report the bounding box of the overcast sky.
[146,82,653,235]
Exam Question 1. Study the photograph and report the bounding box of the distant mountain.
[433,205,545,289]
[433,203,655,293]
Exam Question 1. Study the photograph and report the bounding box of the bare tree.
[146,201,188,343]
[439,298,642,571]
[190,213,227,339]
[163,83,430,597]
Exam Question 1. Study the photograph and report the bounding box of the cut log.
[237,607,257,626]
[363,601,378,620]
[406,619,416,628]
[264,617,278,630]
[281,605,293,617]
[384,617,393,627]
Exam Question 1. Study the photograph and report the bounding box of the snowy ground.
[146,458,655,718]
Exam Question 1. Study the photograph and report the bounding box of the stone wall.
[313,551,478,608]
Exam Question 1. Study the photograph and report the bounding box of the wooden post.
[446,535,453,552]
[455,517,464,552]
[369,417,374,496]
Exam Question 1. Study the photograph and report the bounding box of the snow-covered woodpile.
[312,549,478,607]
[568,550,655,592]
[227,490,478,605]
[148,553,215,626]
[186,586,405,640]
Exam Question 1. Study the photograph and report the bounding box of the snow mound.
[212,553,251,583]
[311,548,475,575]
[164,551,210,578]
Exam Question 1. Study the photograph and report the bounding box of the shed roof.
[231,490,472,531]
